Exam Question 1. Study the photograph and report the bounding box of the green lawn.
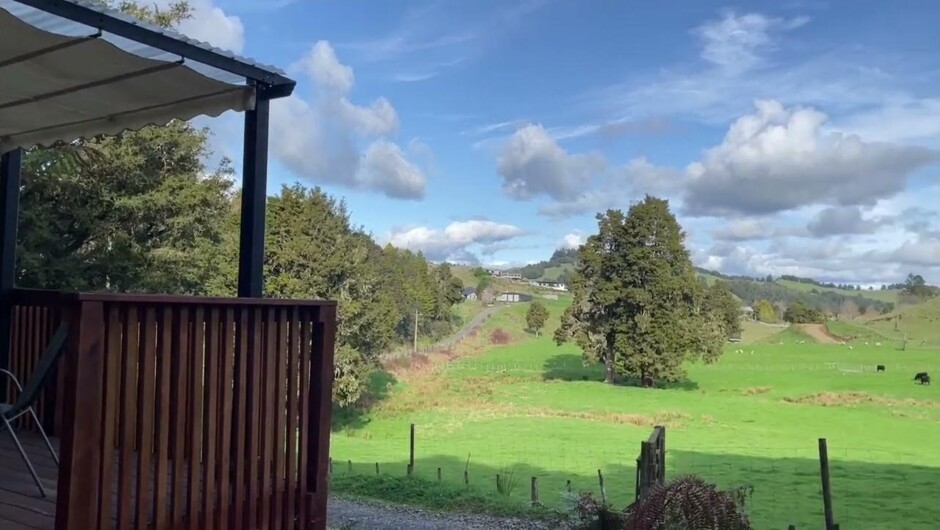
[331,301,940,529]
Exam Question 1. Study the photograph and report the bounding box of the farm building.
[495,292,533,303]
[463,287,477,301]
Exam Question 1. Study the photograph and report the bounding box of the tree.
[754,299,777,323]
[526,301,549,336]
[704,281,742,339]
[838,299,859,320]
[783,300,825,324]
[555,196,724,387]
[475,275,492,303]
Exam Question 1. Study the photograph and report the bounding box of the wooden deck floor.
[0,431,57,530]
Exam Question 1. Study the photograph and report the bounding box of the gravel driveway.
[327,497,575,530]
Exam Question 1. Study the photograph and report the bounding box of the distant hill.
[507,248,578,282]
[502,249,935,316]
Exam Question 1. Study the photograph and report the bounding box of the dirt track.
[797,324,841,344]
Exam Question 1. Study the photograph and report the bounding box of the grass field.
[330,299,940,529]
[776,279,902,304]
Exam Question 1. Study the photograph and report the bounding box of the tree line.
[15,4,464,406]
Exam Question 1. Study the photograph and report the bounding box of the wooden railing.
[6,289,337,530]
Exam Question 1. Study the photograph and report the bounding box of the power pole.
[413,309,419,353]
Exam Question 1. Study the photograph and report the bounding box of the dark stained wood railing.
[5,289,337,530]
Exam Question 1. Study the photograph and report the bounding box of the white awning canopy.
[0,2,259,152]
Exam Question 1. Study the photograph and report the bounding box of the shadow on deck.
[0,432,57,530]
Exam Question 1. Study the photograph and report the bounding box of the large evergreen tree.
[556,196,725,386]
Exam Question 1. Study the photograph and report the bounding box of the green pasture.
[331,301,940,529]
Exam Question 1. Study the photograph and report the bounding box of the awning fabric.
[0,5,255,152]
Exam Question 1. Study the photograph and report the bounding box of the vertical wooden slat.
[245,307,263,529]
[285,307,299,527]
[217,307,235,530]
[272,308,288,530]
[97,304,122,530]
[21,305,36,430]
[154,306,174,529]
[202,307,221,530]
[170,306,191,525]
[186,306,206,530]
[307,305,336,530]
[135,307,158,530]
[55,301,106,530]
[260,307,277,529]
[116,306,140,530]
[232,308,249,530]
[296,310,311,529]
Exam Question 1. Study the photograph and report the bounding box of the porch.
[2,290,336,530]
[1,1,337,529]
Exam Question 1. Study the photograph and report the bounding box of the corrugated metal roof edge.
[12,0,296,95]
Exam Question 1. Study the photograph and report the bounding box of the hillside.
[777,278,902,304]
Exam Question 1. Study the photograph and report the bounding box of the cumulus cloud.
[560,232,585,249]
[387,220,526,261]
[153,0,244,52]
[497,124,605,201]
[682,100,939,216]
[271,41,427,199]
[806,206,879,237]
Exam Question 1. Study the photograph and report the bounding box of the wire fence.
[329,424,940,529]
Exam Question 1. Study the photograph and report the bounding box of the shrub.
[625,475,752,530]
[571,476,752,530]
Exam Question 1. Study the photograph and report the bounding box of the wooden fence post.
[530,477,539,505]
[566,479,571,493]
[496,474,502,494]
[55,301,104,530]
[597,469,606,505]
[408,423,415,476]
[347,460,352,473]
[464,470,469,488]
[819,438,835,530]
[437,467,442,482]
[375,463,380,475]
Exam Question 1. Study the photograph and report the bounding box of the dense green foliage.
[525,301,549,335]
[782,300,825,324]
[704,281,743,339]
[754,299,778,323]
[13,1,463,407]
[555,196,727,386]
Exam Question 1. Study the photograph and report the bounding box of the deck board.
[0,432,57,530]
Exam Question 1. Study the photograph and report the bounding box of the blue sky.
[170,0,938,284]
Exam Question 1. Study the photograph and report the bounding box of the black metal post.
[0,148,23,397]
[237,95,270,298]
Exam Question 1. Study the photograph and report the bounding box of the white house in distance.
[535,281,568,292]
[486,269,523,281]
[463,287,477,301]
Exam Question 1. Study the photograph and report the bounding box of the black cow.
[914,372,930,384]
[876,365,885,372]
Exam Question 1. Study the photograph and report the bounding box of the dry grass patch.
[783,391,939,408]
[742,386,772,396]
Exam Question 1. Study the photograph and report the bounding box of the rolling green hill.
[776,279,902,304]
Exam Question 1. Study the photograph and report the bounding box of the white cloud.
[388,220,526,261]
[682,100,938,216]
[297,41,354,93]
[560,232,585,249]
[693,12,807,73]
[271,41,427,199]
[497,124,606,201]
[159,0,245,53]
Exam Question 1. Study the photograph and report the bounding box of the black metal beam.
[237,98,270,298]
[14,0,296,98]
[0,148,23,395]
